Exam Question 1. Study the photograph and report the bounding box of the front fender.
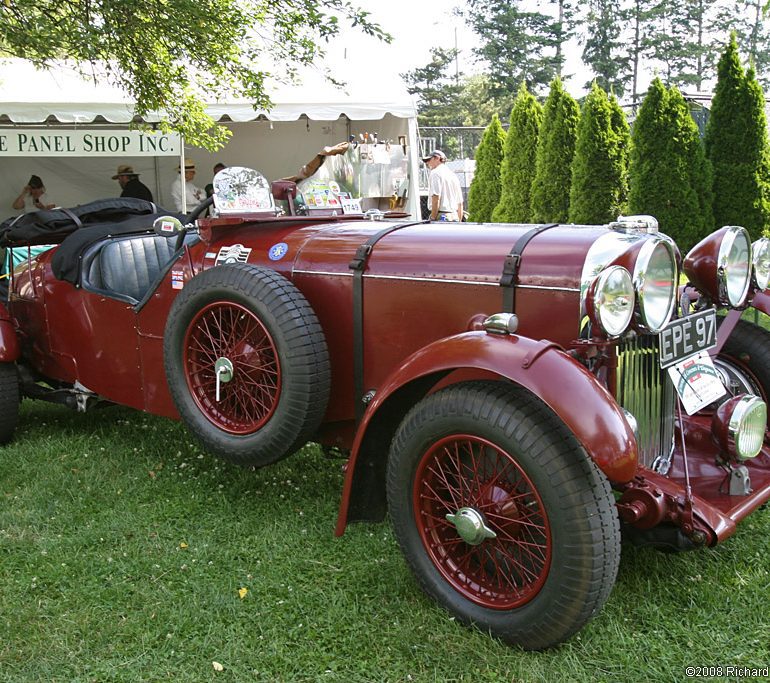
[752,290,770,315]
[0,302,20,362]
[714,291,770,353]
[336,331,637,534]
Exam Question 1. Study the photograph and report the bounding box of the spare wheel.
[164,263,330,466]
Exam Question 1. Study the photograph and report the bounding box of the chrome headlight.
[719,226,752,306]
[633,239,677,332]
[684,225,752,308]
[586,266,635,337]
[712,395,767,461]
[752,237,770,290]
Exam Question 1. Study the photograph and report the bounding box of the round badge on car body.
[269,242,288,261]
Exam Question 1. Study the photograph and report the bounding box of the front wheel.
[716,318,770,405]
[386,382,620,650]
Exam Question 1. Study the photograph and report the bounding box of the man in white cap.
[422,149,463,221]
[170,159,204,212]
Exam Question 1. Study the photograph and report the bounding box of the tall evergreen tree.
[581,0,631,96]
[548,1,579,78]
[463,0,562,97]
[467,114,506,222]
[569,83,629,224]
[641,1,728,91]
[734,1,770,86]
[608,92,631,212]
[628,79,713,250]
[402,48,464,127]
[492,84,543,222]
[705,34,770,240]
[531,78,580,223]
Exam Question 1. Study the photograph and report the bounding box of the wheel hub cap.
[445,507,497,546]
[214,357,234,402]
[214,357,234,382]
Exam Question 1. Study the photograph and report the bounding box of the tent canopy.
[0,60,420,216]
[0,59,416,123]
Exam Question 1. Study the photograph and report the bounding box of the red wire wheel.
[386,382,620,649]
[164,264,330,467]
[183,301,281,434]
[414,434,551,609]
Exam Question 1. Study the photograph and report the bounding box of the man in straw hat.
[112,164,153,202]
[170,159,204,212]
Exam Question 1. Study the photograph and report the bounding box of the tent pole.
[153,151,161,207]
[179,136,186,213]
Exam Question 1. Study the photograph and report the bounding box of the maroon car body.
[1,168,769,650]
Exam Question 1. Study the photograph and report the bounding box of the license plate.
[658,308,717,369]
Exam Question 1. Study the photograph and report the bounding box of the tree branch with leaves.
[0,0,389,149]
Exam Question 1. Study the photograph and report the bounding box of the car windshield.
[212,167,274,214]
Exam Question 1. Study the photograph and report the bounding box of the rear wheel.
[386,381,620,650]
[0,362,20,444]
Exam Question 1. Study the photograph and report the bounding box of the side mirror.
[153,215,184,237]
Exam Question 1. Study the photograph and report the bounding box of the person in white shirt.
[170,160,204,212]
[423,149,463,221]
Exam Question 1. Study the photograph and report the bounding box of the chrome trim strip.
[292,269,578,291]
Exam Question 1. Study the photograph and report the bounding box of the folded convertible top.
[0,197,160,247]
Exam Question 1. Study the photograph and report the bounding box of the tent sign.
[0,128,180,157]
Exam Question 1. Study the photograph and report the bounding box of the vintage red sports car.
[1,166,769,650]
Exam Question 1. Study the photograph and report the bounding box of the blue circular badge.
[268,242,289,261]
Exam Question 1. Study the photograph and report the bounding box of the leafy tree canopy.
[462,0,561,97]
[0,0,388,150]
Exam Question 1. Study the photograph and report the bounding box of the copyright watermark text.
[684,666,769,678]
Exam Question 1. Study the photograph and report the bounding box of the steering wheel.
[185,195,214,223]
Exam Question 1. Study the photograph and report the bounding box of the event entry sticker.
[268,243,289,261]
[667,351,726,415]
[215,244,252,266]
[341,197,363,214]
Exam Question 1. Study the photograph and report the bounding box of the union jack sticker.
[171,269,185,290]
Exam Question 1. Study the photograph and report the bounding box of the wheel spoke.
[183,301,282,434]
[414,433,552,609]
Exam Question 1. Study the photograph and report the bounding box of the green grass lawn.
[1,400,769,683]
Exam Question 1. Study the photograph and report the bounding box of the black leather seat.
[85,234,177,303]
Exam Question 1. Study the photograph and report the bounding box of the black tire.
[164,263,330,466]
[0,362,20,444]
[386,381,620,650]
[717,318,770,404]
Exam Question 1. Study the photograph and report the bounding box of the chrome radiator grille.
[616,336,677,469]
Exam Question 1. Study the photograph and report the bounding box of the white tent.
[0,60,420,217]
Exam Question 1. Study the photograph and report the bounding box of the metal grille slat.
[616,336,676,469]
